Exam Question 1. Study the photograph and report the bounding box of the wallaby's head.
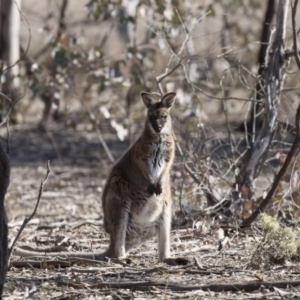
[141,92,176,134]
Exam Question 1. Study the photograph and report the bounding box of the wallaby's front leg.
[158,205,171,261]
[149,156,173,196]
[147,182,162,196]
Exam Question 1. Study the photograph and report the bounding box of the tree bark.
[246,0,276,134]
[0,0,21,94]
[242,0,300,225]
[0,141,10,297]
[235,0,289,199]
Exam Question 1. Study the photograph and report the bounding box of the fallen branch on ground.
[56,279,300,293]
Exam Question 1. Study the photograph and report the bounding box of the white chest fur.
[149,158,165,183]
[148,142,166,183]
[133,194,163,224]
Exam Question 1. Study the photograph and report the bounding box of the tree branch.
[8,161,51,263]
[242,0,299,226]
[245,0,276,133]
[235,0,289,199]
[242,104,300,226]
[56,279,300,293]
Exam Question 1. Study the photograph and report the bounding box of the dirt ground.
[0,119,299,300]
[1,0,300,299]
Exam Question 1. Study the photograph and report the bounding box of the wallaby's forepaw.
[163,257,190,266]
[147,183,162,196]
[154,183,162,195]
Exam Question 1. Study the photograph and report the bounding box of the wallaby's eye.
[162,115,167,120]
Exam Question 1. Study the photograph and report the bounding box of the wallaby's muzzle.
[150,119,165,133]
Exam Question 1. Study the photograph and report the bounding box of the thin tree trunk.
[1,0,21,99]
[7,0,21,80]
[242,0,300,226]
[0,141,10,297]
[235,0,289,199]
[245,0,276,135]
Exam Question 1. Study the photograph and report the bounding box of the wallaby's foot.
[163,257,190,266]
[93,252,110,261]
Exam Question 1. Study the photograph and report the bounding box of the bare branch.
[155,10,210,94]
[243,104,300,226]
[79,99,115,163]
[156,62,181,84]
[235,0,289,199]
[56,279,300,293]
[8,161,51,263]
[191,83,263,103]
[0,92,13,127]
[154,9,220,205]
[33,0,69,60]
[242,0,299,225]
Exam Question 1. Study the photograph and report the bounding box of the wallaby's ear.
[161,92,176,108]
[141,93,157,108]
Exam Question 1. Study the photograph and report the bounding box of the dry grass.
[1,123,300,299]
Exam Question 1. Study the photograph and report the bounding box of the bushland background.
[1,0,300,298]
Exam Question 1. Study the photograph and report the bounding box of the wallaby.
[13,92,189,265]
[101,92,176,262]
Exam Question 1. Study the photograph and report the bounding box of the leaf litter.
[3,123,300,299]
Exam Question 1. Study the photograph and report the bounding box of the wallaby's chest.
[147,141,169,182]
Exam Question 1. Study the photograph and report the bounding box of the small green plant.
[250,213,300,269]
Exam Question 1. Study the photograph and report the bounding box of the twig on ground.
[10,260,72,268]
[8,161,51,263]
[11,247,108,265]
[16,244,68,253]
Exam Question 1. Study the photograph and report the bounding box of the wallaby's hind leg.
[158,204,171,262]
[103,194,129,259]
[107,224,126,258]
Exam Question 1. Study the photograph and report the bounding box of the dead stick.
[8,161,51,263]
[57,279,300,292]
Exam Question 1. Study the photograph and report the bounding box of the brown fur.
[102,92,176,261]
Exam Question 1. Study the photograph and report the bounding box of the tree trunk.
[0,0,21,94]
[235,0,289,200]
[238,0,276,134]
[0,141,10,297]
